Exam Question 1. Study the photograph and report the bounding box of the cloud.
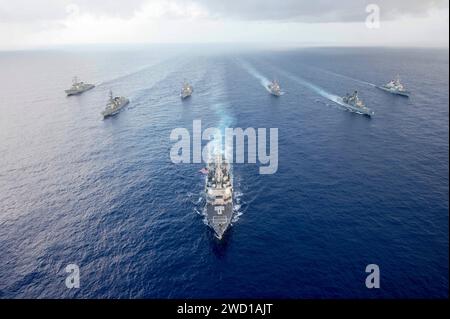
[0,0,448,49]
[0,0,146,22]
[189,0,449,22]
[0,0,448,24]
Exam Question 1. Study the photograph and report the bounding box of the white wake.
[237,59,272,93]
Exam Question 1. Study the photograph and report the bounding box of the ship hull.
[102,99,129,118]
[338,98,374,117]
[343,104,374,117]
[180,86,193,100]
[206,202,233,239]
[65,85,95,96]
[269,91,281,97]
[267,85,281,97]
[376,86,410,97]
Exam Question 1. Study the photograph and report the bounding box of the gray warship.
[377,75,410,97]
[204,154,234,239]
[101,90,129,118]
[180,81,193,99]
[341,91,374,117]
[65,77,95,96]
[268,79,282,96]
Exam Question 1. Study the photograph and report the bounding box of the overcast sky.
[0,0,448,50]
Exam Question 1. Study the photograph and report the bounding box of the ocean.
[0,46,448,298]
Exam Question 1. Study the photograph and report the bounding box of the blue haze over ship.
[0,46,448,298]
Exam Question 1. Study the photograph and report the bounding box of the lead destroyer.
[204,154,234,239]
[180,81,193,99]
[268,79,282,96]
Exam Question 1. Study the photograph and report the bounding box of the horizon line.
[0,42,449,52]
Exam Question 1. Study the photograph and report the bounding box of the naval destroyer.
[377,75,410,97]
[180,82,193,99]
[65,77,95,96]
[204,154,234,239]
[340,91,374,117]
[101,90,129,118]
[268,80,282,96]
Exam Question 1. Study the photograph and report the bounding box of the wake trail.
[236,59,272,93]
[97,56,180,88]
[272,64,345,106]
[97,63,156,87]
[308,65,377,88]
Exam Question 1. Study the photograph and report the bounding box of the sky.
[0,0,448,50]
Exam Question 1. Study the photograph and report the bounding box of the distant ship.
[101,90,129,118]
[377,75,410,97]
[341,91,374,117]
[268,80,282,96]
[65,77,95,96]
[180,82,193,99]
[204,154,234,239]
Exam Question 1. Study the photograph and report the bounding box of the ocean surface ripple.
[0,47,448,298]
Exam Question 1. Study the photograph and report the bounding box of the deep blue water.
[0,47,448,298]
